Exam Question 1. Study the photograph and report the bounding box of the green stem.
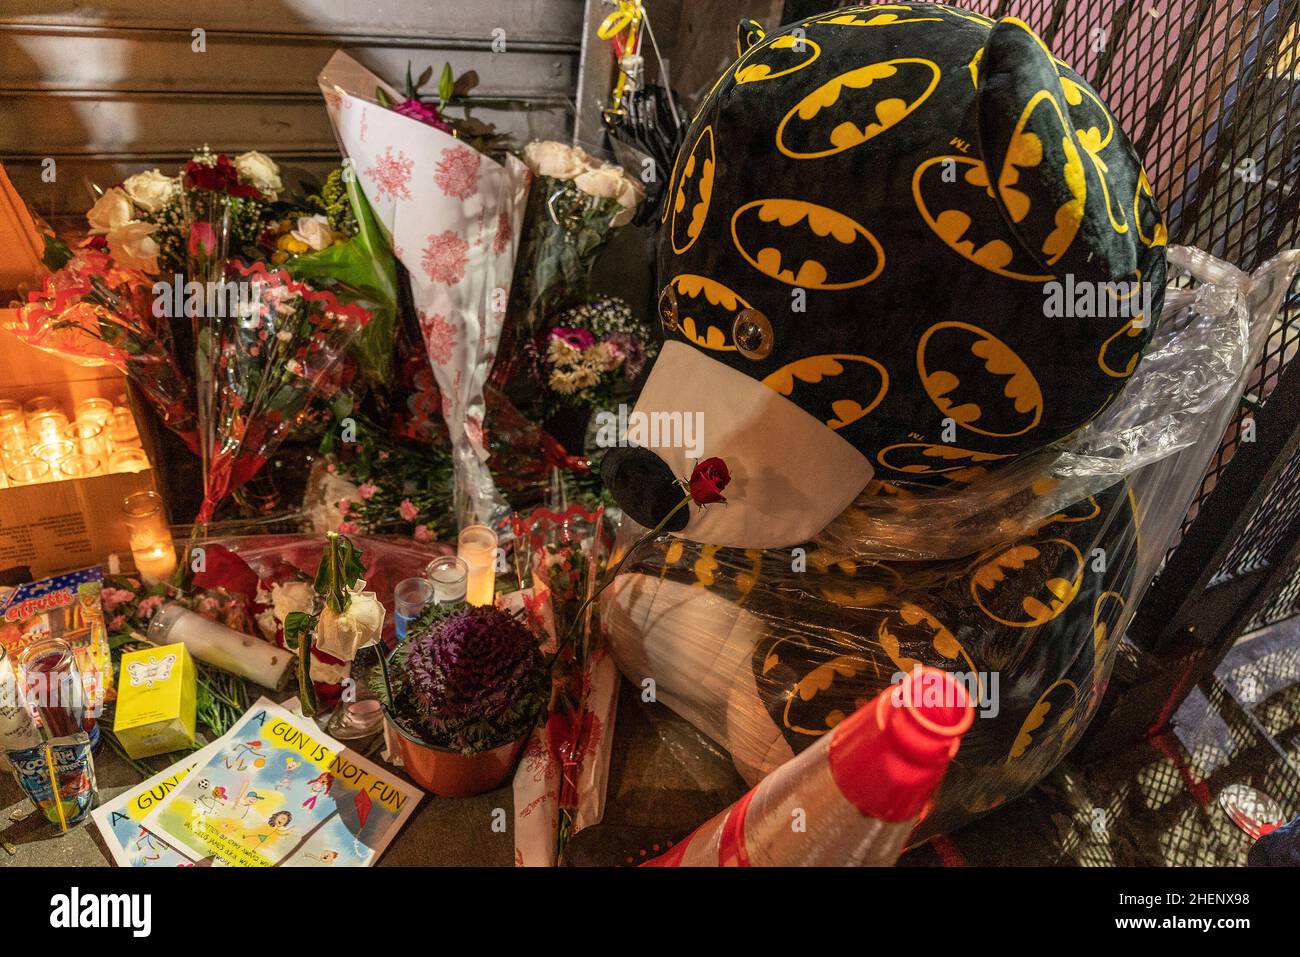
[548,494,691,669]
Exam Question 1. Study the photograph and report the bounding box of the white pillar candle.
[148,603,293,689]
[457,525,498,607]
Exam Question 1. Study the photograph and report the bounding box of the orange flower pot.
[387,716,527,798]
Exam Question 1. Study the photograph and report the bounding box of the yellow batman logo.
[1134,167,1168,248]
[1098,317,1145,378]
[970,538,1083,628]
[762,354,889,430]
[735,33,821,84]
[876,443,1009,475]
[917,321,1043,437]
[669,274,749,351]
[812,5,944,27]
[1009,679,1077,759]
[671,126,715,254]
[731,199,884,289]
[877,603,980,694]
[777,57,940,159]
[998,89,1087,265]
[913,156,1054,281]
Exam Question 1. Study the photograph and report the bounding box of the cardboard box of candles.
[0,328,166,582]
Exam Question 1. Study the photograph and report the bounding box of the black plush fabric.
[659,3,1167,482]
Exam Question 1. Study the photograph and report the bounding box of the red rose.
[688,457,730,505]
[188,221,217,257]
[182,154,261,198]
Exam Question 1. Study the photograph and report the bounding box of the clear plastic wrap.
[601,246,1300,840]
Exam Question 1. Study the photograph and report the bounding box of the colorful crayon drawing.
[142,699,420,867]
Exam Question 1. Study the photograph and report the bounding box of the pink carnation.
[100,587,136,612]
[338,521,361,534]
[399,498,420,522]
[358,481,378,501]
[136,595,165,620]
[413,525,433,544]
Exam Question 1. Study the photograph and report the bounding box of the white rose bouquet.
[496,141,644,389]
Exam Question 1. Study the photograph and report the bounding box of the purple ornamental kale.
[406,606,544,739]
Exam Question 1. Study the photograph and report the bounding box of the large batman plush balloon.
[599,3,1168,837]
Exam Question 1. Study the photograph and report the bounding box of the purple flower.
[605,331,647,378]
[550,326,595,350]
[394,98,452,133]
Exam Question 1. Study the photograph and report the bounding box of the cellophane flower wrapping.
[599,246,1300,844]
[10,248,199,448]
[196,262,370,524]
[318,50,531,529]
[509,503,618,866]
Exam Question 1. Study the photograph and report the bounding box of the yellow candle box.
[113,643,196,758]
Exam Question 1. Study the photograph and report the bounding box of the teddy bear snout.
[600,445,692,533]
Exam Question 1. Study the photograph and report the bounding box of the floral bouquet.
[494,142,644,390]
[319,49,530,529]
[528,296,657,410]
[196,262,371,524]
[509,504,617,866]
[11,248,198,447]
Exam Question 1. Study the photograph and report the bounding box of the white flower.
[574,162,643,225]
[315,587,386,661]
[291,214,337,251]
[234,150,282,200]
[86,187,134,235]
[121,169,178,214]
[305,466,361,534]
[271,580,316,625]
[523,140,590,180]
[106,221,160,272]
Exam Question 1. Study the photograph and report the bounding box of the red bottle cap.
[828,667,974,822]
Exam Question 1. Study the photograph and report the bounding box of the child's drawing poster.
[142,699,420,867]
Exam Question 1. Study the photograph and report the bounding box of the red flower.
[182,153,261,198]
[688,457,730,505]
[188,221,216,257]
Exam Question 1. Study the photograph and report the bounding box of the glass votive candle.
[74,397,114,428]
[0,401,25,437]
[7,458,49,487]
[28,411,69,443]
[24,395,61,421]
[107,411,142,450]
[457,525,498,607]
[65,421,110,458]
[123,490,177,584]
[60,455,103,479]
[393,577,435,642]
[33,439,74,469]
[425,555,469,605]
[1,431,31,468]
[108,448,149,473]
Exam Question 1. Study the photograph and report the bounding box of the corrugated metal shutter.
[0,0,583,220]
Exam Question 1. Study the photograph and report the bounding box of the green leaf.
[374,86,392,108]
[283,611,316,651]
[404,61,416,100]
[438,62,455,105]
[42,233,73,272]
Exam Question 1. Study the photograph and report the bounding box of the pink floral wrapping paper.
[318,51,531,525]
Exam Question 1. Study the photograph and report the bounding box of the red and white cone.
[644,667,974,866]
